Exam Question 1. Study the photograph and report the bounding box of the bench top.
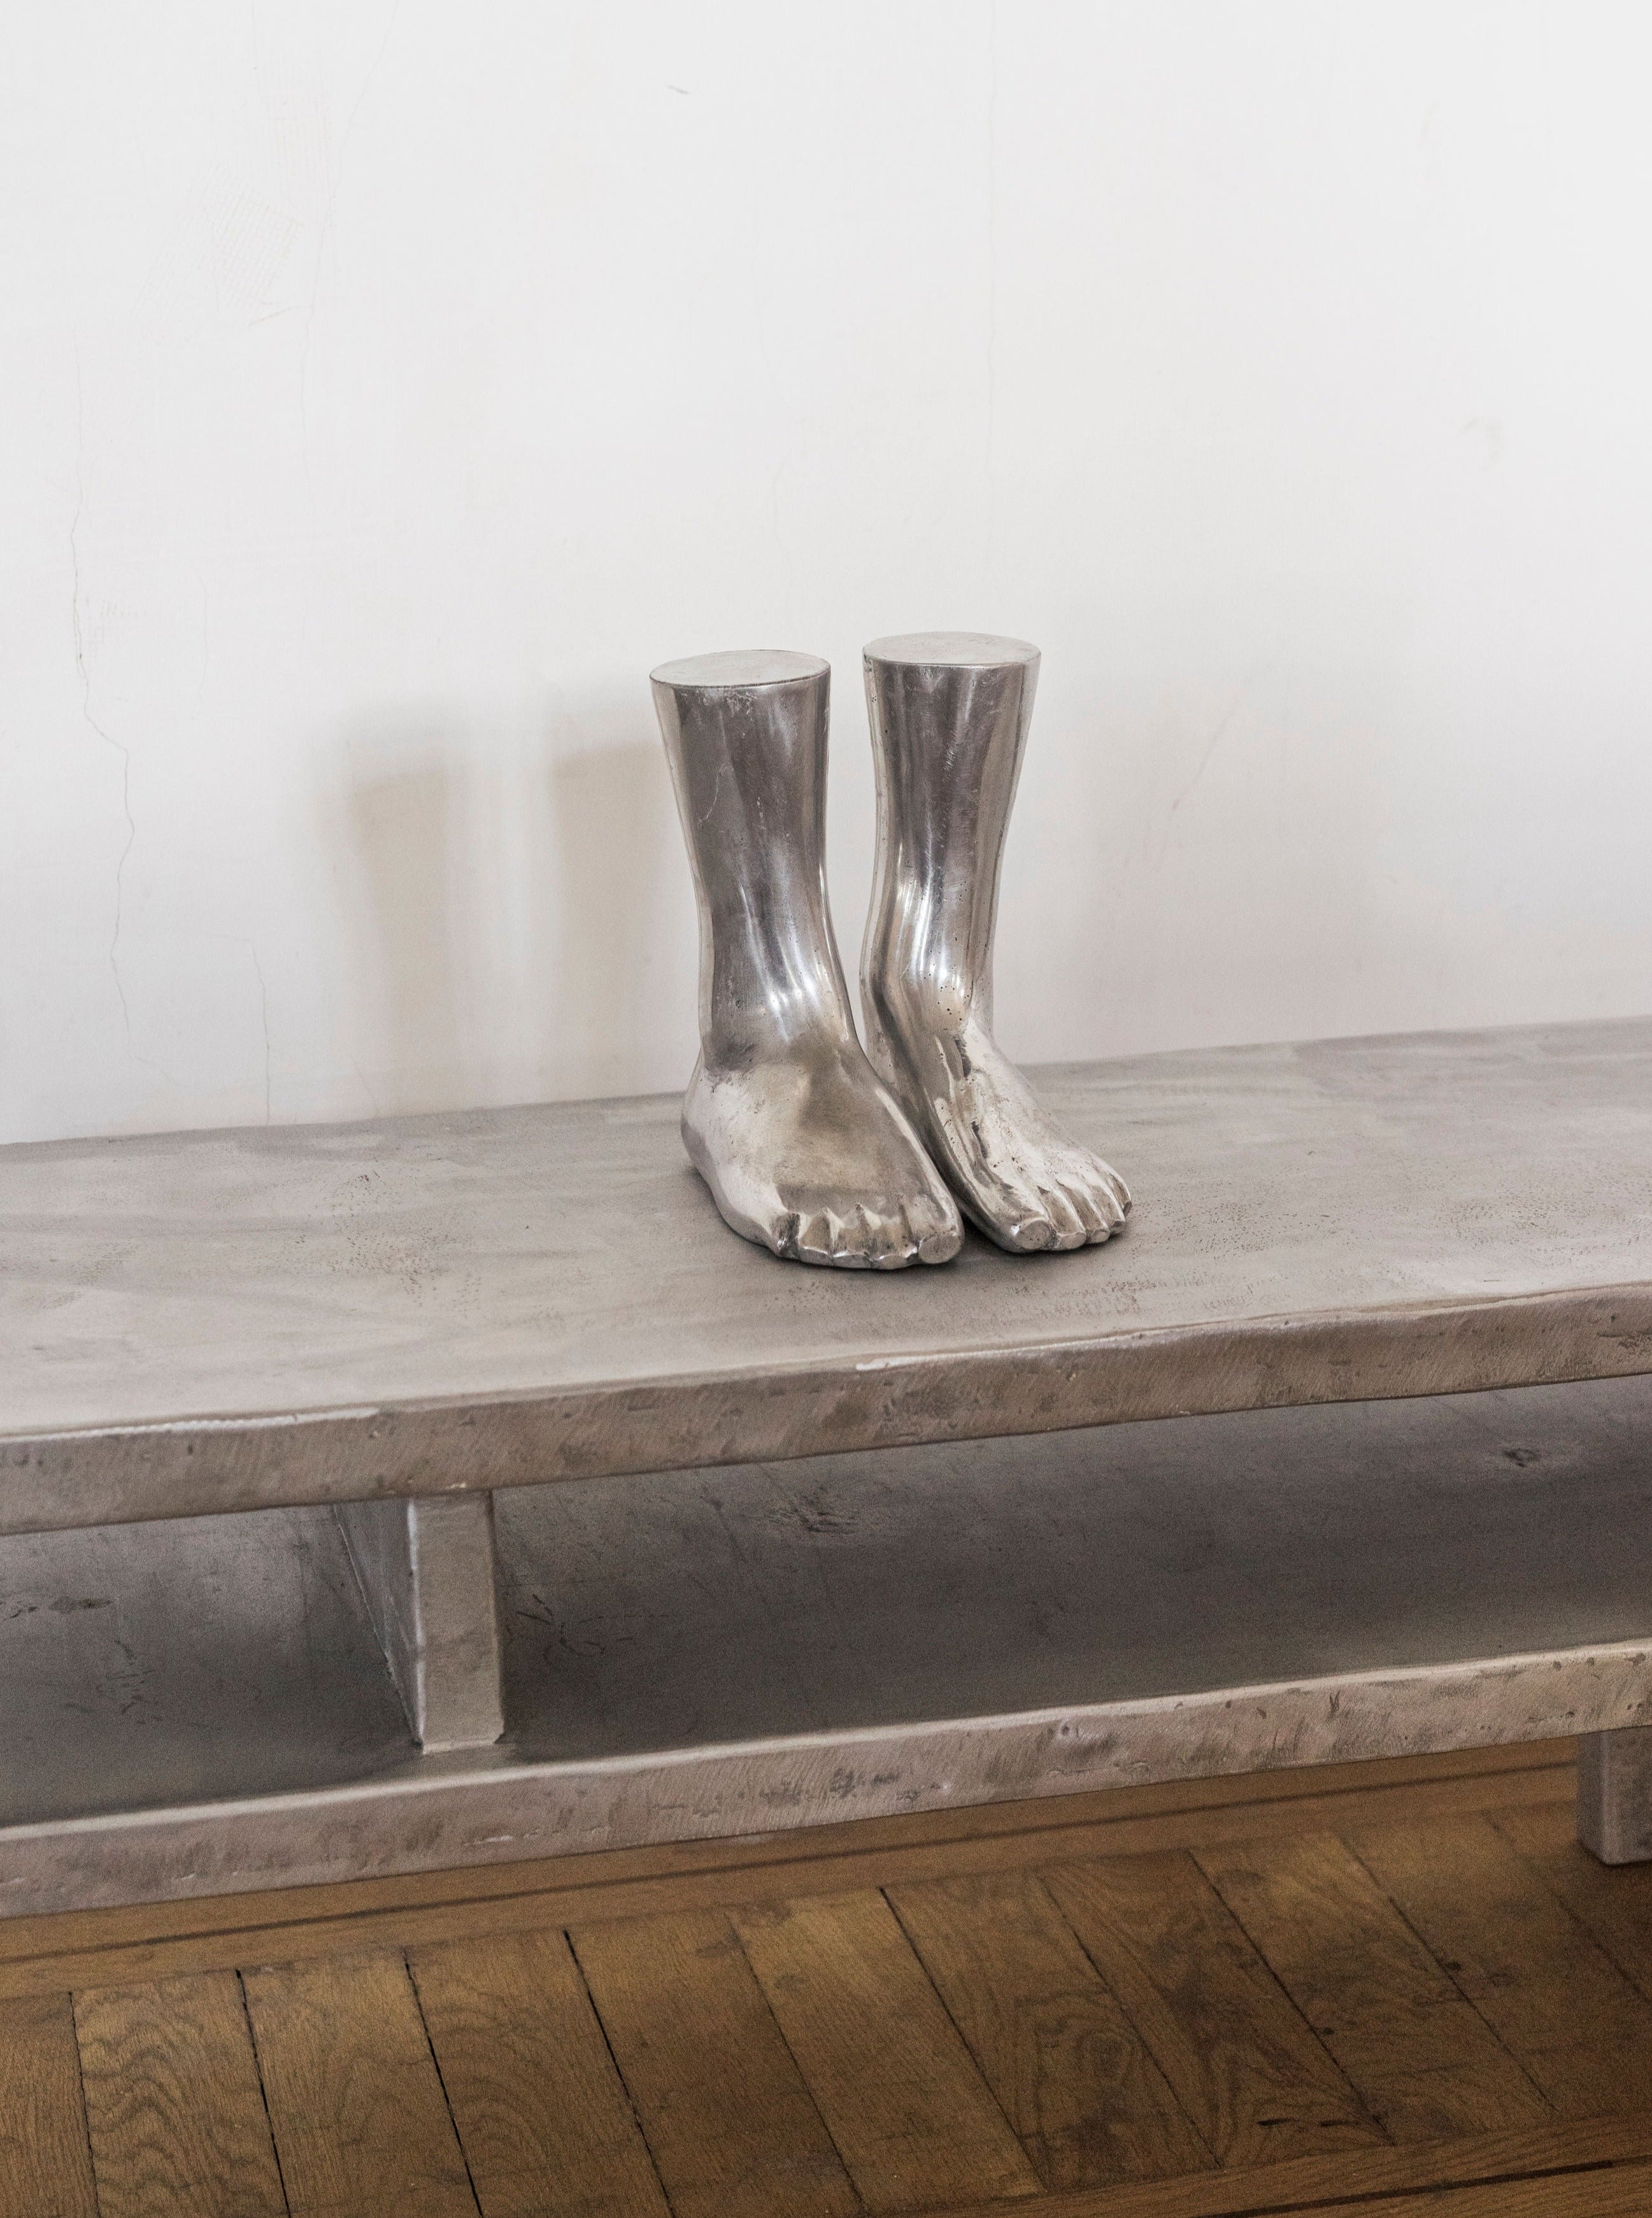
[4,1017,1652,1532]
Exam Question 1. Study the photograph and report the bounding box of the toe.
[794,1209,835,1265]
[1077,1166,1125,1241]
[939,1146,1054,1253]
[825,1208,875,1268]
[907,1191,964,1265]
[1065,1179,1111,1243]
[980,1167,1057,1253]
[1037,1183,1088,1251]
[996,1208,1056,1253]
[856,1206,909,1277]
[862,1207,915,1270]
[930,1102,1048,1251]
[1093,1165,1130,1229]
[1061,1152,1129,1238]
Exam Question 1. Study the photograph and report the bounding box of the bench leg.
[1579,1728,1652,1863]
[333,1493,505,1752]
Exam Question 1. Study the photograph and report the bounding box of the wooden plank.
[571,1909,857,2218]
[901,2113,1652,2218]
[887,1871,1211,2189]
[1315,2167,1652,2218]
[732,1889,1041,2210]
[1042,1851,1383,2170]
[1493,1800,1652,2003]
[409,1931,667,2218]
[241,1951,475,2218]
[1347,1814,1652,2115]
[0,1746,1573,2004]
[1193,1831,1549,2142]
[74,1970,285,2218]
[0,1991,97,2218]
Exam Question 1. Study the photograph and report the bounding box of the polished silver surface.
[6,1021,1652,1528]
[3,1379,1651,1910]
[864,632,1130,1252]
[334,1492,504,1752]
[1578,1728,1652,1864]
[650,649,961,1269]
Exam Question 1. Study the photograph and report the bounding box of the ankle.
[865,956,979,1046]
[701,1004,857,1076]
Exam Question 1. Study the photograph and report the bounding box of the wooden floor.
[6,1743,1652,2216]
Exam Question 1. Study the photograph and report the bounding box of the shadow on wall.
[319,704,684,1116]
[342,750,466,1104]
[546,742,676,1094]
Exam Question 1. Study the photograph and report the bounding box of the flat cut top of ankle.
[652,648,827,690]
[864,632,1038,669]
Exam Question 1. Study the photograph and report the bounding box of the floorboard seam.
[233,1966,294,2218]
[1329,1819,1581,2124]
[402,1949,484,2218]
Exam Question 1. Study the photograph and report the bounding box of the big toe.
[955,1160,1057,1253]
[1034,1181,1090,1251]
[907,1190,964,1265]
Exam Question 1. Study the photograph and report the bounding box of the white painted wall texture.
[3,4,1649,1144]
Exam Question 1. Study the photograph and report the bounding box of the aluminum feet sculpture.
[862,634,1130,1254]
[652,635,1129,1267]
[651,650,964,1270]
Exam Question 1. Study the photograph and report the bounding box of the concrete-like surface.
[5,1021,1652,1530]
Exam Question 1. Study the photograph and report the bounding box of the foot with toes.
[871,1007,1129,1252]
[652,635,1127,1269]
[860,633,1129,1254]
[653,649,962,1272]
[683,1044,962,1269]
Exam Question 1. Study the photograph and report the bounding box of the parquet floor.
[6,1740,1652,2216]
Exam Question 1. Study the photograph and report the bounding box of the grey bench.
[4,1018,1651,1917]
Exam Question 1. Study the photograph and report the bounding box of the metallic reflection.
[862,634,1130,1251]
[652,650,962,1269]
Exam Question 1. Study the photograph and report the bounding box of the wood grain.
[915,2142,1652,2218]
[1271,2163,1652,2218]
[241,1950,475,2217]
[1493,1800,1652,2005]
[410,1930,668,2218]
[0,1991,97,2218]
[0,1743,1572,2005]
[0,1752,1639,2218]
[1043,1851,1383,2170]
[887,1870,1211,2189]
[75,1970,285,2218]
[1348,1815,1652,2115]
[1193,1830,1549,2142]
[733,1888,1041,2210]
[571,1909,857,2218]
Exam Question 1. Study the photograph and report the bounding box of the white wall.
[4,3,1650,1144]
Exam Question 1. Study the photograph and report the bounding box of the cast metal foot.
[861,632,1130,1253]
[652,650,963,1270]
